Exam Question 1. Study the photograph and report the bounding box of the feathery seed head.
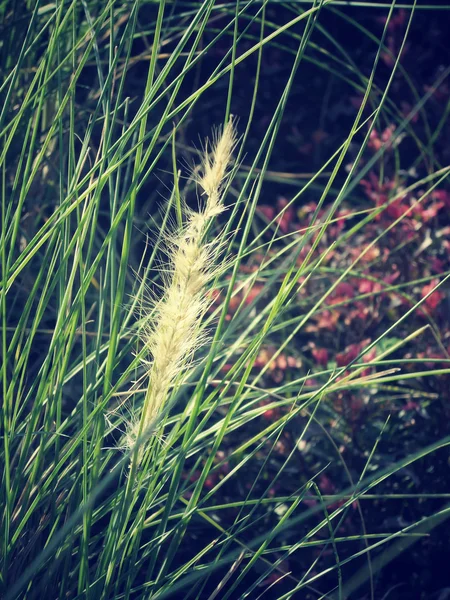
[199,118,237,206]
[125,118,237,461]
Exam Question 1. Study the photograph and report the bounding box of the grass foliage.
[1,1,450,598]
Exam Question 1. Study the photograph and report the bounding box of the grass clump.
[1,2,450,600]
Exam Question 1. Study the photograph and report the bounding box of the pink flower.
[431,189,450,207]
[312,347,329,366]
[421,279,444,311]
[307,310,339,332]
[336,339,370,367]
[358,279,382,295]
[431,258,444,274]
[258,205,275,220]
[275,197,295,233]
[335,282,355,298]
[413,200,444,222]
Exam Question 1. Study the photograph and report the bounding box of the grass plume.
[126,119,237,455]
